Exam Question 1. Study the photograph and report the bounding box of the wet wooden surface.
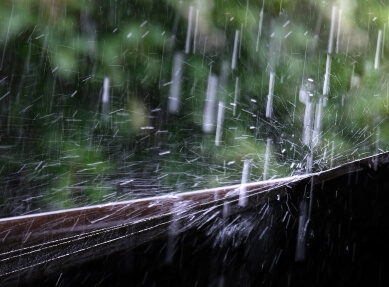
[1,152,388,285]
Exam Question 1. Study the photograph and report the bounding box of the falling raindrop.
[215,102,225,146]
[185,6,194,54]
[263,138,272,180]
[374,30,382,70]
[193,8,200,54]
[256,7,264,52]
[231,30,240,70]
[312,98,323,147]
[266,72,275,118]
[168,52,184,113]
[336,9,342,54]
[382,24,386,59]
[203,73,218,133]
[295,200,308,262]
[323,54,332,98]
[328,6,337,54]
[238,159,251,207]
[233,77,239,117]
[101,77,110,122]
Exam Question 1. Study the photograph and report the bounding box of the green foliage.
[1,0,389,216]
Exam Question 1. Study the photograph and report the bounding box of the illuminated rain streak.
[102,77,110,103]
[312,54,332,147]
[239,24,243,59]
[215,102,225,146]
[330,141,335,168]
[168,52,184,113]
[185,6,194,54]
[373,126,381,170]
[302,113,313,147]
[0,4,13,71]
[203,74,218,133]
[166,204,180,264]
[306,152,313,173]
[101,77,110,120]
[193,8,199,54]
[238,160,251,207]
[382,24,386,59]
[350,63,359,89]
[313,54,332,147]
[266,72,275,118]
[233,77,239,116]
[295,200,308,262]
[222,201,230,218]
[328,6,337,54]
[312,99,323,147]
[244,0,249,27]
[315,6,337,146]
[374,30,382,70]
[323,6,336,97]
[219,61,230,95]
[263,138,271,180]
[256,7,264,52]
[336,9,342,54]
[299,80,314,146]
[231,30,240,70]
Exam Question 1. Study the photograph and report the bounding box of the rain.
[1,0,389,286]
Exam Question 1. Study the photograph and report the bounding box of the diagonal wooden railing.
[0,152,388,286]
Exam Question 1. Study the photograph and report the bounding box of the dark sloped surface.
[2,153,389,286]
